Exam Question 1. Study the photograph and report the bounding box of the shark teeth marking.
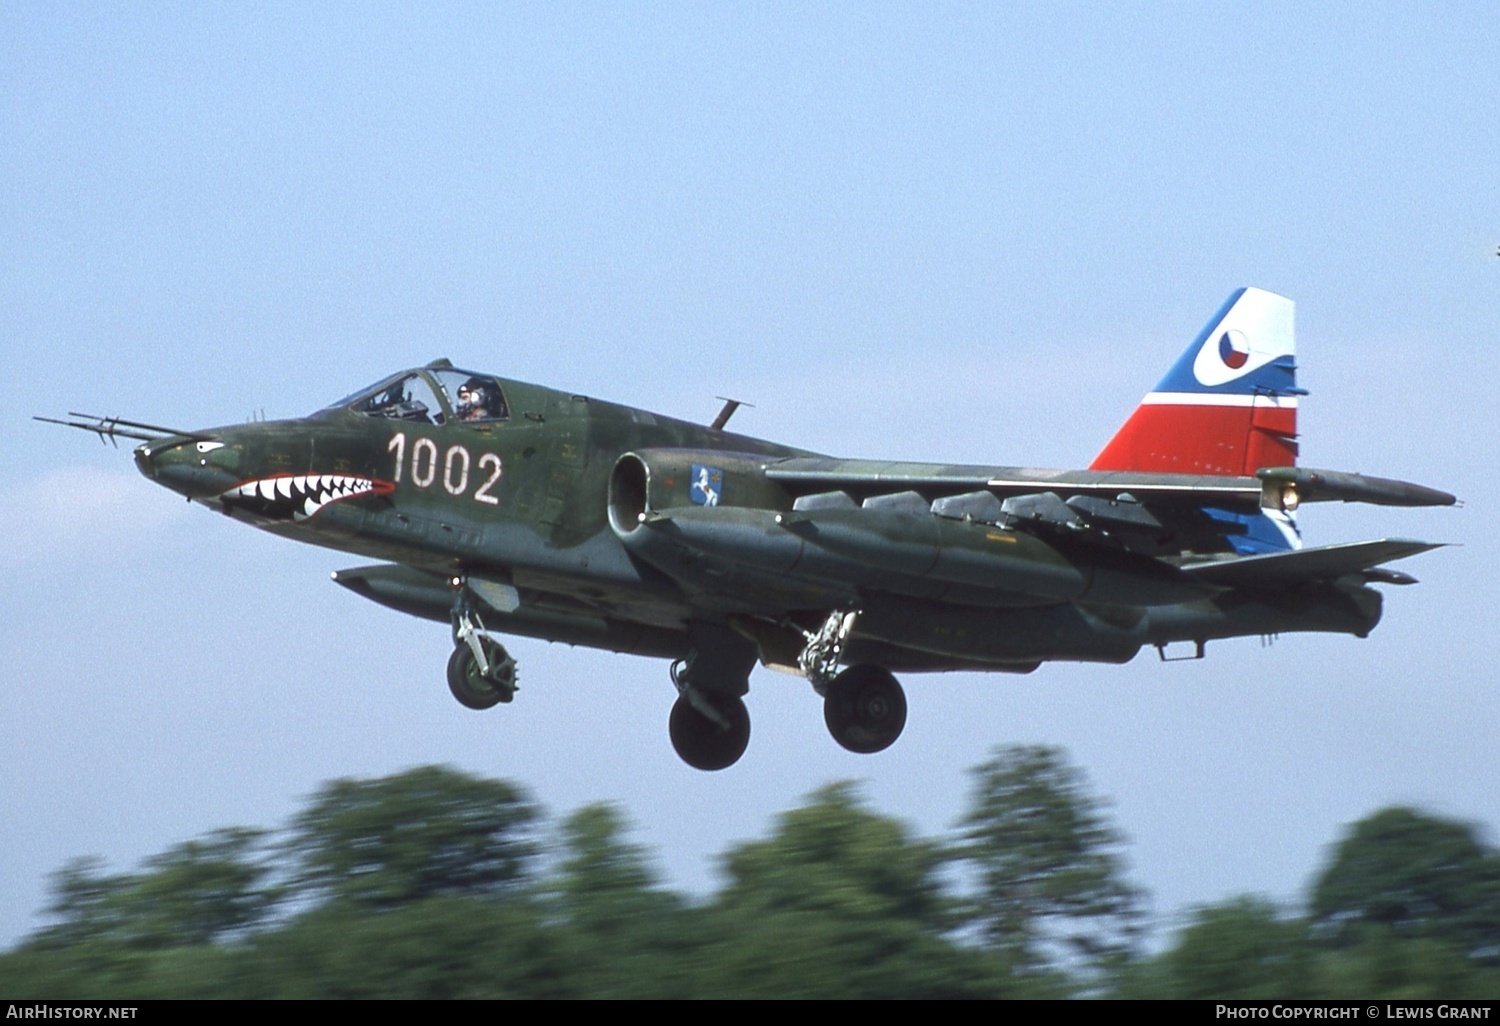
[220,474,393,522]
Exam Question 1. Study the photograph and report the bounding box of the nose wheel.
[447,636,517,709]
[447,584,518,710]
[823,665,907,754]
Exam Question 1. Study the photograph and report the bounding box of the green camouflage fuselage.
[133,365,1383,674]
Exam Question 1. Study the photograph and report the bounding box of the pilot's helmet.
[455,377,493,419]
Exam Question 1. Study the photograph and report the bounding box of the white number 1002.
[387,433,502,505]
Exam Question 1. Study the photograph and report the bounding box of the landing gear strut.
[794,609,908,754]
[799,609,859,693]
[823,664,907,754]
[447,584,518,710]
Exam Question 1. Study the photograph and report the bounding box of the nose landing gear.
[447,635,517,709]
[448,585,518,710]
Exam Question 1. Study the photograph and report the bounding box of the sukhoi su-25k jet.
[43,288,1456,770]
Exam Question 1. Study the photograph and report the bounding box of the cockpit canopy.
[325,366,510,425]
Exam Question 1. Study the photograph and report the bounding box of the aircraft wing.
[761,457,1454,561]
[1181,538,1444,588]
[763,457,1456,510]
[764,458,1264,509]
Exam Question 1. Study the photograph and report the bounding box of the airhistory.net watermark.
[5,1007,137,1019]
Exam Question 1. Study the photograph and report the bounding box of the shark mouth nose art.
[221,474,395,521]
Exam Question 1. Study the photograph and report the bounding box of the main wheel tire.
[446,638,516,710]
[669,692,751,771]
[824,665,907,754]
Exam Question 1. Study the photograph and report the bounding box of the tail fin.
[1090,287,1300,477]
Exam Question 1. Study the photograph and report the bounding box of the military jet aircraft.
[42,287,1455,770]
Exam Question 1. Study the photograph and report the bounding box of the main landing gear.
[659,612,910,771]
[447,590,518,710]
[667,622,756,771]
[668,682,751,772]
[822,664,907,754]
[801,609,907,755]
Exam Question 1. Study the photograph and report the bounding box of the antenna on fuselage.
[710,397,754,432]
[33,413,212,445]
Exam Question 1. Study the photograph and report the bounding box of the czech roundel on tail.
[41,288,1456,770]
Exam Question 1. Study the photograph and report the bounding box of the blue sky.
[3,3,1496,944]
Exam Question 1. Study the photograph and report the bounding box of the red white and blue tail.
[1091,288,1303,554]
[1090,287,1301,477]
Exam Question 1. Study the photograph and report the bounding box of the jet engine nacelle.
[607,448,791,537]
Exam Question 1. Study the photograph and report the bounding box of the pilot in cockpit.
[455,378,500,422]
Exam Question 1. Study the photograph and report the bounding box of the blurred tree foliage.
[7,830,274,999]
[235,899,571,999]
[35,829,272,952]
[4,754,1499,999]
[701,782,1019,998]
[547,802,703,998]
[1311,806,1500,963]
[283,765,539,909]
[553,802,678,935]
[1124,807,1500,999]
[716,782,949,930]
[1158,896,1315,999]
[953,744,1144,975]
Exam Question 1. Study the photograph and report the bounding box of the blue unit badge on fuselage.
[690,464,723,506]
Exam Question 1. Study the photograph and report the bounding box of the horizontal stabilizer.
[1184,539,1443,588]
